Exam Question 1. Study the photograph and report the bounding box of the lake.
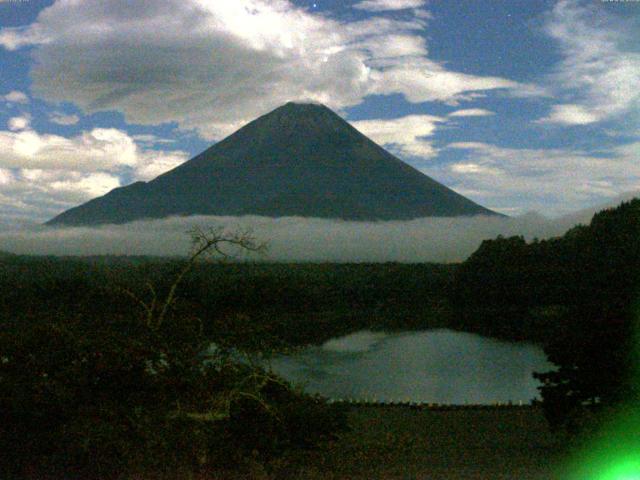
[268,329,553,404]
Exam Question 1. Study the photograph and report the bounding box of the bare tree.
[123,226,266,330]
[121,226,281,424]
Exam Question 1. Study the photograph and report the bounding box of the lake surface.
[268,329,553,404]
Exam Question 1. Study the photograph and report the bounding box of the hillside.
[449,198,640,433]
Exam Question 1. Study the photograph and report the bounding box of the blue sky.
[0,0,638,224]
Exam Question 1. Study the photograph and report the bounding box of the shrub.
[0,228,347,479]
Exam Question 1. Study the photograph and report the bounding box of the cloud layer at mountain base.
[0,213,591,262]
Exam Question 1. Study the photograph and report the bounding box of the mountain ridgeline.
[47,102,498,226]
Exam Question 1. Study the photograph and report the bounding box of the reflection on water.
[268,329,553,404]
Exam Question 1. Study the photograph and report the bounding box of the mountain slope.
[47,102,499,226]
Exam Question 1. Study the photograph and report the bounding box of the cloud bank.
[0,213,588,263]
[432,141,640,215]
[0,0,535,140]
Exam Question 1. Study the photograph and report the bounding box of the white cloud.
[368,61,522,105]
[351,32,427,59]
[0,125,189,222]
[2,90,29,104]
[134,151,190,181]
[353,0,425,12]
[2,0,370,139]
[132,134,175,145]
[0,24,48,51]
[0,128,136,171]
[439,141,640,215]
[49,172,122,199]
[449,109,495,117]
[0,168,122,224]
[49,112,80,125]
[450,163,500,175]
[0,0,537,140]
[536,104,599,125]
[17,169,122,202]
[0,127,187,173]
[7,116,30,131]
[351,114,443,158]
[0,168,12,186]
[538,0,640,125]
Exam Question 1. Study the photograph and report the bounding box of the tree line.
[449,199,640,431]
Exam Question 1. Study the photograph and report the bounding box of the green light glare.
[557,305,640,480]
[560,403,640,480]
[602,458,640,480]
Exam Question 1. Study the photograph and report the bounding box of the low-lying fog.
[0,209,597,262]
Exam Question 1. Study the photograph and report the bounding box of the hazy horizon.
[0,212,595,262]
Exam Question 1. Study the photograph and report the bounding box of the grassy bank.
[203,405,563,479]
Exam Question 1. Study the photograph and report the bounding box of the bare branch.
[154,226,267,329]
[120,286,153,319]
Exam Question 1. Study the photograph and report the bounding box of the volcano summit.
[47,103,498,226]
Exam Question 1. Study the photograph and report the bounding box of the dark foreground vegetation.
[0,230,350,479]
[0,255,454,350]
[2,199,640,477]
[451,199,640,435]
